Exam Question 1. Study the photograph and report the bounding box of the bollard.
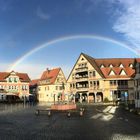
[67,112,71,117]
[80,110,83,116]
[35,110,39,116]
[48,110,51,117]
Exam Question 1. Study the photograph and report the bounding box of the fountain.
[36,83,84,117]
[51,91,77,111]
[50,82,76,111]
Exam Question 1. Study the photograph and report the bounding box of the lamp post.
[61,82,65,102]
[53,93,55,105]
[23,95,26,108]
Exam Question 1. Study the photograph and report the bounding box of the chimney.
[46,68,50,73]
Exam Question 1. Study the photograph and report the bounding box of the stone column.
[73,93,75,103]
[95,92,97,103]
[87,92,89,103]
[80,93,82,103]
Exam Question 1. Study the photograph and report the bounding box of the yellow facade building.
[67,53,139,103]
[37,68,67,103]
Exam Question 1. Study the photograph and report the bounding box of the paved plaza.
[0,104,140,140]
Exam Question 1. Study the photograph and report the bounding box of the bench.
[35,108,51,116]
[35,107,85,117]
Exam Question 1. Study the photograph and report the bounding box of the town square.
[0,0,140,140]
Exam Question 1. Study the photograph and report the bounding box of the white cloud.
[0,63,12,71]
[111,0,140,50]
[7,63,70,80]
[36,7,50,20]
[76,0,140,51]
[9,63,48,79]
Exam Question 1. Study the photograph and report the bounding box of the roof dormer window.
[109,70,116,76]
[119,64,124,68]
[120,70,126,75]
[109,64,113,68]
[100,64,104,68]
[129,64,133,67]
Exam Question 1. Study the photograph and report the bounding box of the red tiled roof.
[29,79,40,86]
[40,68,60,84]
[95,58,134,67]
[82,53,140,79]
[100,67,135,78]
[16,73,30,82]
[136,58,140,63]
[0,72,30,82]
[0,72,9,81]
[82,53,105,78]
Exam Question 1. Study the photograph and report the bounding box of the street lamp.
[61,82,65,102]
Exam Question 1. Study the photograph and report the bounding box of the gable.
[129,64,133,67]
[100,64,104,68]
[109,64,113,68]
[109,70,116,76]
[55,69,66,84]
[120,69,126,75]
[119,64,124,68]
[67,53,104,82]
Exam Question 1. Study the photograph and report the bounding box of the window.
[79,64,81,68]
[110,80,117,86]
[90,81,93,87]
[109,64,113,68]
[100,64,104,68]
[38,87,41,91]
[56,86,58,90]
[120,70,126,75]
[129,64,133,67]
[97,81,99,86]
[89,71,96,77]
[119,64,124,68]
[72,74,75,79]
[93,71,96,76]
[93,81,96,86]
[109,70,115,76]
[110,80,113,85]
[73,83,75,88]
[9,77,12,82]
[124,80,128,85]
[60,86,63,90]
[14,78,18,82]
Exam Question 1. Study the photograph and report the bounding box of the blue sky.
[0,0,140,79]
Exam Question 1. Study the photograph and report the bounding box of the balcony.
[76,86,89,91]
[75,67,88,72]
[75,76,88,82]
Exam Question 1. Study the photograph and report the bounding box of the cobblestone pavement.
[0,104,140,140]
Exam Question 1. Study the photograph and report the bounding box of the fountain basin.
[51,103,76,110]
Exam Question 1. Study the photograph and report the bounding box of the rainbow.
[8,34,140,71]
